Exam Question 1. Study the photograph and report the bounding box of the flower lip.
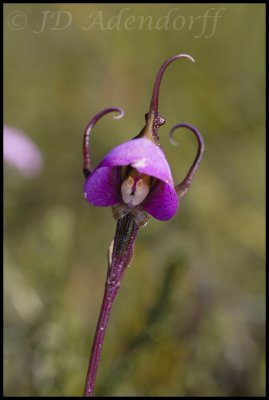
[121,169,151,206]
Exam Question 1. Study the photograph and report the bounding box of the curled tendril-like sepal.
[83,107,124,178]
[142,54,195,144]
[169,123,205,199]
[149,54,195,115]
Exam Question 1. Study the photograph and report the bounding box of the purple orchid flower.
[82,54,204,397]
[4,125,43,177]
[83,54,204,227]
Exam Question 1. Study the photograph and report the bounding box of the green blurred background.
[4,3,265,396]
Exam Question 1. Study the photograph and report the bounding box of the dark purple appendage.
[83,215,138,397]
[169,123,205,198]
[83,107,124,178]
[149,54,195,115]
[142,54,194,143]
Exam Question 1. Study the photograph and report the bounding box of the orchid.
[4,125,43,177]
[82,54,204,397]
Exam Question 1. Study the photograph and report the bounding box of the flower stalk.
[83,215,138,397]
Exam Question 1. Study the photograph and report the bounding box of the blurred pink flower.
[4,125,43,177]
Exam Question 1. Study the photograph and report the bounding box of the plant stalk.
[83,215,139,397]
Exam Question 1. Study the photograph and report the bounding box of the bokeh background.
[4,3,265,396]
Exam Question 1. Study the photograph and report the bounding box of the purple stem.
[83,215,139,397]
[83,107,124,177]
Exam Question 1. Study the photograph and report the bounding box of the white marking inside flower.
[132,158,147,169]
[121,168,150,206]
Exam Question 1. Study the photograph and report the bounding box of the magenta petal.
[84,167,121,206]
[143,181,179,221]
[99,138,174,186]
